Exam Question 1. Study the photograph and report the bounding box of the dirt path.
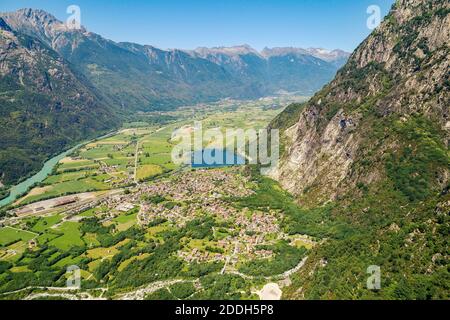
[117,279,188,300]
[0,286,105,297]
[228,257,308,281]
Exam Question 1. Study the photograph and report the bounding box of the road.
[221,241,239,274]
[228,257,308,281]
[0,285,107,300]
[1,257,308,300]
[118,279,188,300]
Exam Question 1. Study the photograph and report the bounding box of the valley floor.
[0,96,314,300]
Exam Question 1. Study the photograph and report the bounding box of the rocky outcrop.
[271,0,449,204]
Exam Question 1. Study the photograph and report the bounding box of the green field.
[31,214,63,233]
[113,212,138,231]
[57,160,99,172]
[0,227,37,246]
[53,255,84,269]
[44,171,95,184]
[21,178,109,205]
[113,212,138,224]
[36,232,60,244]
[48,222,84,250]
[136,164,164,181]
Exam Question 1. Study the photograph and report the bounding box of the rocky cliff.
[271,0,449,206]
[270,0,449,299]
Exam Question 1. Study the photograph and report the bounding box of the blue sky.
[0,0,395,52]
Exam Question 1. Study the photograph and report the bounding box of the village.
[134,169,283,267]
[46,168,287,267]
[1,166,309,273]
[0,96,314,300]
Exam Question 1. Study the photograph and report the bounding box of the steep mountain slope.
[189,45,349,95]
[1,8,223,111]
[2,9,349,111]
[270,0,449,299]
[0,18,119,186]
[117,42,255,105]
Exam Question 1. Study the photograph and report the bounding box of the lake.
[191,149,246,168]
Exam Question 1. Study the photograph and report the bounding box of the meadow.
[0,227,37,246]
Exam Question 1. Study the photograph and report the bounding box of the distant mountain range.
[0,8,349,186]
[269,0,449,299]
[1,8,350,111]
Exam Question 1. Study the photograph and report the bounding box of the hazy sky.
[0,0,395,52]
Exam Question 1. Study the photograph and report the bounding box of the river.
[0,132,116,208]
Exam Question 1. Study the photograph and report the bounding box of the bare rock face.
[271,0,449,204]
[273,108,360,203]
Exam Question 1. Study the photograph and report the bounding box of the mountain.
[270,0,449,299]
[188,45,350,95]
[0,17,119,186]
[0,8,349,186]
[262,47,350,67]
[1,9,349,111]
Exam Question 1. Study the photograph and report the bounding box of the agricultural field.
[6,97,305,207]
[0,96,313,300]
[12,129,156,206]
[0,227,37,246]
[48,222,85,250]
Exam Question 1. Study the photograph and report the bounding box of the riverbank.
[0,131,118,209]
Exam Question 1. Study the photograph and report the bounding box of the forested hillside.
[0,18,119,186]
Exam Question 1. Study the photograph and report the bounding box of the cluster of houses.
[137,169,253,226]
[132,169,283,266]
[138,202,187,226]
[235,212,280,234]
[177,236,275,265]
[40,167,284,267]
[97,161,134,186]
[139,169,254,202]
[178,248,225,263]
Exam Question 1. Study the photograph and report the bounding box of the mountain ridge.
[0,8,350,186]
[0,17,120,185]
[269,0,449,299]
[270,0,449,202]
